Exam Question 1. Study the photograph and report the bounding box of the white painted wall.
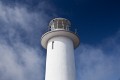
[45,36,76,80]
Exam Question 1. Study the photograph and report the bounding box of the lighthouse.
[41,18,80,80]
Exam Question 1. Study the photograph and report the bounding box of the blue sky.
[0,0,120,80]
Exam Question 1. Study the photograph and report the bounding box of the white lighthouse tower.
[41,18,80,80]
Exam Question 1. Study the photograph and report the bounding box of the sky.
[0,0,120,80]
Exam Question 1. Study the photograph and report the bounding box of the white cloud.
[0,1,51,80]
[75,31,120,80]
[0,41,45,80]
[0,1,52,46]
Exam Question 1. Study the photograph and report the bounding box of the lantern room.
[49,18,71,31]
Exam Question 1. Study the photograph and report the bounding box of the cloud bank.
[0,1,54,80]
[75,31,120,80]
